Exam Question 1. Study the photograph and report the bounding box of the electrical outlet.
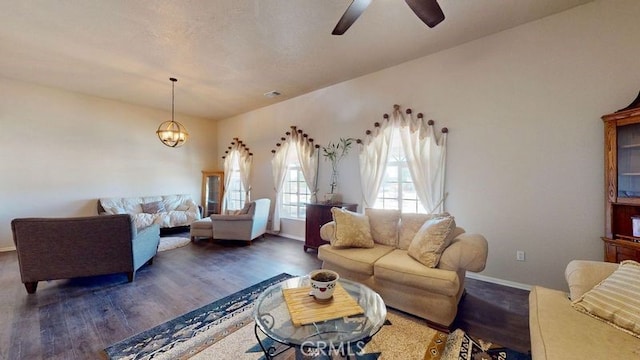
[516,250,525,261]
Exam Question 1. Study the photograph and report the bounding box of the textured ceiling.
[0,0,593,120]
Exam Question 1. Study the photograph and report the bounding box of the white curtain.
[397,109,448,214]
[238,149,253,204]
[221,150,237,213]
[358,106,448,213]
[271,141,291,232]
[220,139,253,213]
[358,119,393,208]
[295,135,319,203]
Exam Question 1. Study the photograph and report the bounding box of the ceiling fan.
[332,0,445,35]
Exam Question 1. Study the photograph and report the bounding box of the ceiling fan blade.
[332,0,372,35]
[405,0,445,28]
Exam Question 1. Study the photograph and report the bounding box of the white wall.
[217,0,640,290]
[0,78,218,250]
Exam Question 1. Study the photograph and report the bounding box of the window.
[225,155,246,211]
[373,129,427,213]
[226,169,246,211]
[280,147,311,219]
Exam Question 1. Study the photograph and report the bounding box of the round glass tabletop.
[253,276,387,349]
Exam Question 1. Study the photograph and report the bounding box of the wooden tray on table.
[282,283,364,326]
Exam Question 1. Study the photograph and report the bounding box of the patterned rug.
[104,273,294,359]
[191,308,447,359]
[442,330,532,360]
[157,237,191,252]
[104,273,529,360]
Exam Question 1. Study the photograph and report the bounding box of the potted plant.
[322,137,354,203]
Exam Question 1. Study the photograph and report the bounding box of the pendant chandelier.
[156,77,189,147]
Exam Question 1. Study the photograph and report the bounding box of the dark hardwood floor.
[0,234,530,359]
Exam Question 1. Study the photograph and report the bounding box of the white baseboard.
[267,231,304,242]
[466,272,532,291]
[0,245,16,253]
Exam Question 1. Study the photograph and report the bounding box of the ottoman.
[190,218,213,241]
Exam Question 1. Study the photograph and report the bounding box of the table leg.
[254,323,275,359]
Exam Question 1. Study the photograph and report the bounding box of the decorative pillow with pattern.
[141,201,166,214]
[398,212,450,250]
[330,207,375,248]
[407,216,456,268]
[365,208,400,246]
[572,260,640,338]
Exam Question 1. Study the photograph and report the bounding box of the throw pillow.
[239,202,254,215]
[175,204,190,211]
[141,201,166,214]
[330,207,375,249]
[398,212,450,250]
[365,208,400,246]
[572,260,640,338]
[407,216,456,268]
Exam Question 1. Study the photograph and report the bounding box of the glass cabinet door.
[617,123,640,199]
[201,171,224,216]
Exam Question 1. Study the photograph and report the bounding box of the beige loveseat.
[529,260,640,359]
[318,209,488,329]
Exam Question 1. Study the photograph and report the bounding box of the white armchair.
[210,198,271,243]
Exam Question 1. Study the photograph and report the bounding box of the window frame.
[226,168,246,211]
[373,128,426,214]
[280,149,311,220]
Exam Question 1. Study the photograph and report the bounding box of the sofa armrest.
[210,214,253,221]
[565,260,618,300]
[320,221,336,243]
[132,224,160,270]
[136,224,160,239]
[438,233,488,272]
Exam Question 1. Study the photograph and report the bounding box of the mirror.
[201,171,224,216]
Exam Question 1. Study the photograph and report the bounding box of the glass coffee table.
[253,276,386,359]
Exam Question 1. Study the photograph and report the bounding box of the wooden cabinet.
[602,107,640,263]
[305,202,357,252]
[201,171,224,217]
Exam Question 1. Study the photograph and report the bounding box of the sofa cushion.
[571,260,640,338]
[530,286,640,360]
[407,216,457,268]
[141,201,166,214]
[331,207,375,248]
[100,197,143,215]
[374,249,459,296]
[365,208,400,246]
[398,212,450,250]
[318,244,395,275]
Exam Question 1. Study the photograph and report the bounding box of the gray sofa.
[11,214,160,294]
[209,198,271,242]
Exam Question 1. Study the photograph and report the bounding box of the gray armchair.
[210,198,271,243]
[11,214,160,294]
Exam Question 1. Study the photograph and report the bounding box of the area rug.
[105,273,529,360]
[158,237,191,252]
[105,273,295,360]
[192,308,447,360]
[441,329,532,360]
